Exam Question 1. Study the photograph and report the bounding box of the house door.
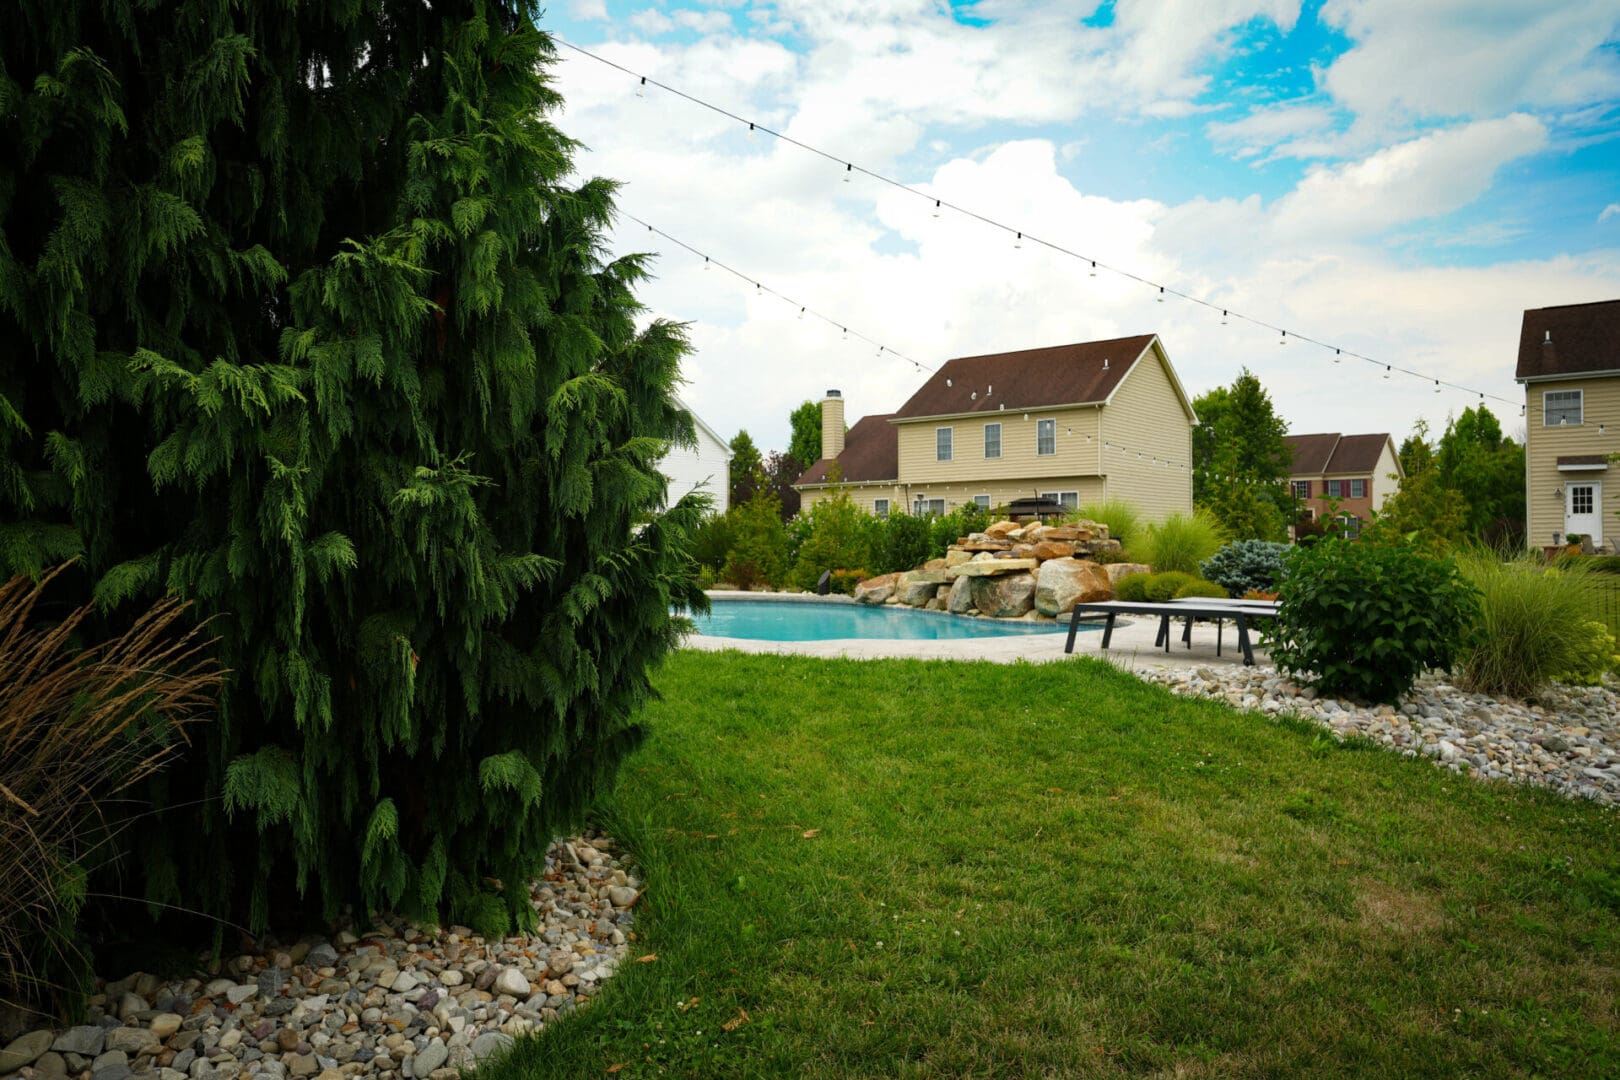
[1565,481,1602,542]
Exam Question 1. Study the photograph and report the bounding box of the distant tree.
[1367,470,1469,551]
[789,401,823,468]
[1193,370,1291,539]
[1435,406,1525,538]
[729,430,763,506]
[1398,420,1435,477]
[763,450,803,522]
[722,486,789,590]
[1191,386,1231,506]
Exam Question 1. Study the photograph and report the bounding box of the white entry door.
[1565,481,1602,542]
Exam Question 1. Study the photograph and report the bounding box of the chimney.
[821,390,845,462]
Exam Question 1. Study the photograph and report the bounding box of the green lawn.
[490,652,1619,1078]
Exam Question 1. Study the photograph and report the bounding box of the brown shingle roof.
[891,335,1158,419]
[1285,432,1393,476]
[1516,299,1620,380]
[795,413,898,486]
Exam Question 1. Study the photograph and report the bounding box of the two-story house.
[794,335,1196,523]
[1282,432,1403,536]
[1516,299,1620,548]
[659,396,734,513]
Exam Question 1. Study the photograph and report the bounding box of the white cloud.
[567,0,607,21]
[1206,103,1338,158]
[1601,203,1620,222]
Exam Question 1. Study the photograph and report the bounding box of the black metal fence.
[1587,577,1620,634]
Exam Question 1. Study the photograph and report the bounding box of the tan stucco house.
[1282,432,1403,537]
[794,335,1196,523]
[1516,299,1620,548]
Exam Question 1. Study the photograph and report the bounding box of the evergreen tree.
[729,430,762,506]
[1,1,703,933]
[1192,370,1291,540]
[788,400,822,468]
[1435,406,1525,538]
[1398,420,1435,477]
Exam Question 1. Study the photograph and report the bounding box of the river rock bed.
[1135,664,1620,806]
[0,836,638,1080]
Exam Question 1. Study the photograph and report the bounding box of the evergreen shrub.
[1114,574,1152,602]
[1174,579,1228,600]
[1270,539,1479,704]
[0,4,704,934]
[1201,540,1290,597]
[791,489,873,591]
[928,503,990,558]
[1142,571,1198,603]
[872,512,932,576]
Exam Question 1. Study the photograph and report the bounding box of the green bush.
[1174,579,1229,600]
[929,503,990,558]
[1561,620,1620,686]
[1201,540,1290,597]
[724,489,790,590]
[1455,553,1614,697]
[1074,497,1141,548]
[827,569,869,596]
[872,512,933,576]
[1270,538,1480,704]
[691,514,737,573]
[1143,571,1199,603]
[1114,573,1152,602]
[1132,510,1227,575]
[791,489,873,591]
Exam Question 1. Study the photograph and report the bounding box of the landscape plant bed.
[483,652,1620,1078]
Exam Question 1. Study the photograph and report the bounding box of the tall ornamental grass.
[1456,552,1617,697]
[1131,510,1227,575]
[1072,498,1142,548]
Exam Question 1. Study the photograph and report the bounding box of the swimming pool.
[686,597,1076,642]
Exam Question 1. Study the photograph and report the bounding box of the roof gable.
[795,413,899,487]
[1286,432,1396,477]
[891,335,1158,420]
[1516,299,1620,381]
[674,395,733,457]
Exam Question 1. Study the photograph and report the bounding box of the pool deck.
[685,591,1271,672]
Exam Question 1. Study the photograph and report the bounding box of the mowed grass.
[491,652,1620,1078]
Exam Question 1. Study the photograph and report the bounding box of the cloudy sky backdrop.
[545,0,1620,456]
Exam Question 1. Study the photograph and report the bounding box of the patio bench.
[1063,599,1279,667]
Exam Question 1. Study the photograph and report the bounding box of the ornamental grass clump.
[1074,498,1142,548]
[1455,552,1617,697]
[1131,510,1227,576]
[1270,538,1479,704]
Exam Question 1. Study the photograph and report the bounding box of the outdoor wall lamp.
[1553,486,1563,499]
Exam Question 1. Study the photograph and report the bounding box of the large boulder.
[1034,558,1114,616]
[1103,562,1152,587]
[896,568,952,605]
[946,575,975,614]
[969,572,1036,618]
[947,558,1040,579]
[1030,540,1077,561]
[959,537,1013,553]
[984,520,1021,540]
[853,572,899,605]
[944,548,973,567]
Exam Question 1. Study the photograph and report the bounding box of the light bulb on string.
[1089,261,1097,277]
[1156,287,1165,303]
[932,200,941,219]
[1013,232,1023,250]
[797,307,805,320]
[842,163,852,184]
[703,256,710,272]
[1383,366,1390,380]
[1333,349,1341,364]
[841,327,848,339]
[1220,310,1228,326]
[636,76,646,98]
[1434,380,1441,393]
[1279,330,1287,346]
[747,122,755,137]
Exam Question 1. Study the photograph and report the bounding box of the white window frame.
[1336,512,1361,540]
[874,498,889,519]
[1040,490,1079,511]
[983,422,1001,459]
[936,426,953,462]
[1291,480,1311,500]
[1544,389,1583,427]
[1036,418,1056,456]
[973,494,991,510]
[1326,479,1343,498]
[912,494,945,517]
[1349,478,1366,499]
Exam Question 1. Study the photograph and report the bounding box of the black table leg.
[1236,614,1254,666]
[1101,612,1117,650]
[1065,605,1083,653]
[1182,615,1194,649]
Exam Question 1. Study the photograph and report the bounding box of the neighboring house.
[794,335,1196,522]
[1282,432,1403,537]
[1516,299,1620,548]
[660,396,733,514]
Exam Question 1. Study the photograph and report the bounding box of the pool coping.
[684,591,1271,671]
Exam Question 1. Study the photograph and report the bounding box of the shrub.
[691,514,736,573]
[2,566,221,1012]
[929,503,990,558]
[1201,540,1290,597]
[1270,538,1479,703]
[872,512,933,576]
[791,489,873,591]
[1114,573,1152,602]
[1074,497,1141,548]
[1174,579,1229,600]
[1132,510,1227,575]
[1560,620,1620,686]
[696,566,718,592]
[827,569,869,596]
[724,489,790,591]
[1455,552,1614,697]
[1143,571,1199,603]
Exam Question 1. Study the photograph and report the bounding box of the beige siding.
[896,407,1103,488]
[1525,376,1620,546]
[1098,341,1194,524]
[799,483,905,517]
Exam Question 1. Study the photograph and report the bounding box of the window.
[874,498,889,519]
[1291,480,1311,500]
[973,495,991,510]
[936,426,953,462]
[1040,491,1079,511]
[1325,479,1343,498]
[1336,513,1361,540]
[912,495,945,517]
[1349,478,1366,499]
[983,423,1002,459]
[1544,389,1583,426]
[1036,419,1056,455]
[1571,485,1594,515]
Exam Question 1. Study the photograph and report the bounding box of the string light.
[636,76,646,98]
[1157,287,1165,303]
[1333,349,1341,363]
[561,37,1521,409]
[1013,232,1023,250]
[1279,330,1287,346]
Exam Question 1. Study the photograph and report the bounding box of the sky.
[543,0,1620,455]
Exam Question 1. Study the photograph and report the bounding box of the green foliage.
[1141,571,1198,603]
[1201,540,1290,597]
[0,5,705,934]
[1455,553,1615,697]
[788,401,823,469]
[1173,578,1229,600]
[826,568,869,596]
[722,488,788,590]
[1209,483,1289,542]
[1270,539,1480,704]
[1365,467,1470,551]
[689,514,736,573]
[928,503,990,558]
[1192,370,1291,522]
[1561,621,1620,686]
[1114,573,1151,602]
[1435,407,1525,539]
[1131,510,1227,575]
[1074,498,1141,548]
[1398,420,1435,477]
[872,512,932,576]
[728,431,762,506]
[791,487,873,590]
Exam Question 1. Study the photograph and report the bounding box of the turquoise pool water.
[688,599,1075,641]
